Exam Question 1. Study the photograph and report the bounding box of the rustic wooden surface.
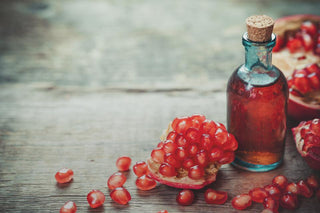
[0,0,320,212]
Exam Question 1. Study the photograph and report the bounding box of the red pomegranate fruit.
[273,14,320,120]
[292,118,320,170]
[147,114,238,189]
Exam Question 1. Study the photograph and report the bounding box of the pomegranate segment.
[116,156,132,171]
[107,172,127,190]
[55,168,74,184]
[231,194,252,210]
[176,189,195,206]
[87,190,105,208]
[147,114,238,189]
[60,201,77,213]
[135,175,157,191]
[204,189,228,205]
[110,187,131,205]
[292,118,320,170]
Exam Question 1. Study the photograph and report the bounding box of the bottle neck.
[243,32,276,71]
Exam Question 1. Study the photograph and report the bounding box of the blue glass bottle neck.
[243,32,276,71]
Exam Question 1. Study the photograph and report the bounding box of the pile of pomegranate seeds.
[150,114,237,182]
[273,20,320,55]
[116,156,132,171]
[176,189,195,206]
[55,168,74,184]
[287,63,320,96]
[231,174,320,212]
[60,201,77,213]
[87,190,106,208]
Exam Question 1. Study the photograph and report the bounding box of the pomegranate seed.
[272,175,288,190]
[249,187,268,203]
[87,190,105,208]
[185,127,201,143]
[222,133,238,151]
[166,131,178,141]
[201,120,218,136]
[187,143,199,156]
[218,151,235,164]
[306,175,319,190]
[188,165,204,180]
[287,38,303,53]
[110,187,131,205]
[190,114,206,129]
[301,21,317,36]
[116,156,131,171]
[285,182,299,195]
[176,189,194,206]
[308,72,320,90]
[60,201,77,213]
[294,75,312,94]
[204,189,228,204]
[209,147,223,162]
[264,184,281,200]
[107,172,127,190]
[175,147,187,161]
[172,117,191,134]
[200,134,214,151]
[279,193,299,210]
[164,153,181,168]
[273,35,284,52]
[151,148,165,163]
[159,163,177,177]
[297,179,313,198]
[175,133,187,147]
[182,158,195,170]
[162,140,178,153]
[157,210,168,213]
[214,128,228,147]
[263,197,279,213]
[231,194,252,210]
[55,168,74,184]
[301,31,314,51]
[310,119,320,135]
[136,175,157,190]
[194,150,208,167]
[133,161,148,177]
[157,141,164,148]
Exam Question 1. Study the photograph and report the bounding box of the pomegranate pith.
[147,114,237,189]
[176,189,194,206]
[55,168,74,184]
[116,156,131,171]
[110,187,131,205]
[60,201,77,213]
[87,190,105,208]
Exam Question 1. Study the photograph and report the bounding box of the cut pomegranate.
[292,118,320,170]
[204,189,228,205]
[60,201,77,213]
[110,187,131,205]
[279,193,299,210]
[116,156,131,171]
[133,161,148,177]
[272,15,320,121]
[264,184,281,200]
[55,168,74,184]
[249,187,269,203]
[135,175,157,191]
[107,172,127,190]
[272,175,288,190]
[147,114,238,189]
[263,197,279,213]
[297,179,313,198]
[306,175,319,190]
[87,190,105,208]
[176,189,194,206]
[231,194,252,210]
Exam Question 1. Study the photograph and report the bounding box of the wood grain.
[0,0,320,212]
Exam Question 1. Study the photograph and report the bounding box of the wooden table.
[0,0,319,212]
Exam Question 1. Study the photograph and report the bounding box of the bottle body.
[227,33,288,172]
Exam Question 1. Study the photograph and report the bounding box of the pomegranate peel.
[147,115,236,189]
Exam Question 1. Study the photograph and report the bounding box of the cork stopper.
[246,15,274,42]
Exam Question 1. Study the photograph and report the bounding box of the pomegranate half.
[292,118,320,170]
[273,14,320,120]
[147,114,238,189]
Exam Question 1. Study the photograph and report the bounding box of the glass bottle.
[227,15,288,172]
